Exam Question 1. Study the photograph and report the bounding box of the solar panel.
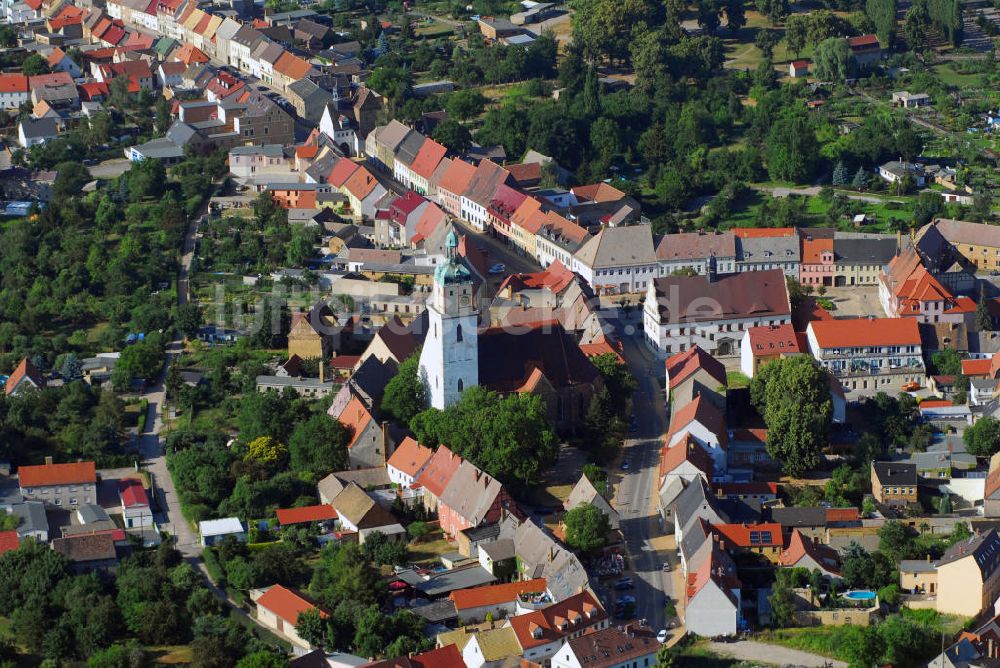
[749,531,760,544]
[761,531,773,544]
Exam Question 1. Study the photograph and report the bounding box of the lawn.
[151,646,194,664]
[408,530,455,565]
[727,371,750,388]
[414,18,454,37]
[932,64,984,89]
[755,627,847,660]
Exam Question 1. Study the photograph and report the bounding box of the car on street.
[488,263,505,274]
[615,595,636,605]
[620,460,630,471]
[613,577,633,590]
[662,562,672,572]
[656,629,668,643]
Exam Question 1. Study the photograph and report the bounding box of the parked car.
[616,595,636,605]
[488,263,505,274]
[662,563,672,572]
[614,577,634,590]
[656,629,668,643]
[620,460,630,471]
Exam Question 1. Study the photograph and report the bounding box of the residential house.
[391,130,426,189]
[893,91,932,108]
[436,158,477,218]
[29,71,79,110]
[377,190,429,247]
[935,530,1000,617]
[408,138,447,195]
[832,237,899,286]
[156,61,185,87]
[563,474,618,531]
[985,452,1000,517]
[460,160,510,231]
[535,212,589,269]
[507,592,609,665]
[415,444,464,512]
[799,234,835,287]
[52,533,118,570]
[0,75,29,110]
[12,502,49,542]
[879,160,930,187]
[330,482,403,542]
[644,269,792,357]
[848,34,883,67]
[386,436,433,488]
[228,144,289,180]
[343,164,388,220]
[550,624,658,668]
[655,231,737,276]
[711,522,783,563]
[118,478,153,529]
[509,197,546,259]
[789,60,809,77]
[5,358,45,396]
[664,395,728,475]
[254,584,327,650]
[572,225,658,295]
[779,529,841,579]
[806,317,925,394]
[288,303,338,360]
[438,461,511,541]
[664,345,727,411]
[734,228,801,278]
[740,323,803,378]
[199,517,246,546]
[18,117,59,148]
[448,577,547,623]
[366,119,412,173]
[871,461,918,506]
[899,559,938,594]
[931,218,1000,273]
[510,518,590,602]
[879,246,973,324]
[272,51,315,95]
[19,460,97,508]
[333,395,393,470]
[684,545,741,637]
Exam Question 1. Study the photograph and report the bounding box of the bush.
[878,583,901,606]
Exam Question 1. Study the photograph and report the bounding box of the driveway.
[90,158,133,179]
[706,640,846,667]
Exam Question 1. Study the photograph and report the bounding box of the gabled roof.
[986,452,1000,500]
[331,482,397,528]
[938,529,1000,581]
[507,591,606,649]
[373,119,412,153]
[746,324,801,357]
[871,461,917,486]
[711,522,782,548]
[436,158,478,196]
[463,160,509,205]
[52,533,116,563]
[477,320,600,392]
[655,231,737,262]
[659,437,714,479]
[343,165,381,200]
[510,196,545,234]
[571,182,626,203]
[386,436,433,479]
[118,478,148,508]
[19,461,96,487]
[410,138,447,179]
[780,529,841,574]
[273,51,313,79]
[256,584,327,624]
[0,74,28,93]
[336,395,373,450]
[415,445,463,498]
[275,504,337,525]
[328,157,361,188]
[0,531,18,555]
[439,461,504,526]
[497,259,576,296]
[5,358,44,395]
[448,577,546,611]
[808,317,920,349]
[668,394,727,446]
[664,345,727,390]
[575,224,656,269]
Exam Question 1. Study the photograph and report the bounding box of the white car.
[656,629,668,643]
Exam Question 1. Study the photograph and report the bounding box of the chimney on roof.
[45,456,53,466]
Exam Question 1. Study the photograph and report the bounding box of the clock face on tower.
[460,296,470,307]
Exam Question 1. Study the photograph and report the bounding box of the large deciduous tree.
[965,416,1000,457]
[563,503,610,553]
[750,355,832,476]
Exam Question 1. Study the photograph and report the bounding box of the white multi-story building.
[228,144,289,180]
[806,317,925,395]
[572,224,658,295]
[643,269,791,357]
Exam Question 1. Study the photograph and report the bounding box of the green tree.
[755,28,780,58]
[21,53,49,76]
[288,413,349,477]
[866,0,897,47]
[750,356,832,476]
[236,652,289,668]
[446,90,487,121]
[53,161,93,199]
[431,119,473,153]
[563,503,610,553]
[381,353,427,424]
[977,284,994,331]
[878,520,914,563]
[813,36,853,81]
[852,166,867,190]
[755,0,790,23]
[407,521,429,542]
[832,160,848,186]
[931,349,962,376]
[362,531,409,566]
[175,303,203,339]
[244,436,288,465]
[766,111,818,183]
[965,416,1000,456]
[87,641,149,668]
[768,575,796,627]
[654,644,677,668]
[841,625,885,668]
[784,14,808,56]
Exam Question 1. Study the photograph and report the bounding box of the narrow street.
[614,317,673,633]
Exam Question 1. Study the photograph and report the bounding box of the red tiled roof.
[791,59,809,68]
[963,358,992,377]
[825,507,859,523]
[330,355,360,370]
[78,81,109,101]
[849,34,880,48]
[747,324,802,357]
[337,395,372,450]
[0,74,28,93]
[664,345,727,390]
[173,43,209,65]
[118,478,148,508]
[578,336,625,363]
[497,259,575,296]
[0,531,18,555]
[274,51,312,79]
[415,445,463,498]
[714,482,778,496]
[436,158,477,195]
[276,504,337,525]
[780,529,841,574]
[802,237,834,263]
[667,394,727,446]
[386,437,433,479]
[344,165,380,200]
[808,317,921,349]
[328,157,360,188]
[19,461,96,488]
[29,71,74,89]
[571,182,625,203]
[508,591,606,650]
[449,578,547,611]
[920,399,953,409]
[711,522,783,548]
[295,145,318,159]
[659,437,714,479]
[256,584,327,624]
[506,161,541,185]
[410,138,447,179]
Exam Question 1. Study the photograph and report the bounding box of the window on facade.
[458,379,464,392]
[456,324,463,342]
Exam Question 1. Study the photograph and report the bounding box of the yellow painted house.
[930,218,1000,272]
[287,303,338,361]
[935,529,1000,617]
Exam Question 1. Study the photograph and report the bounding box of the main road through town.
[614,314,674,633]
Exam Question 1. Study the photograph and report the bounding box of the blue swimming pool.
[843,590,877,601]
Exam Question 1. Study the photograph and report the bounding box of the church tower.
[418,229,479,410]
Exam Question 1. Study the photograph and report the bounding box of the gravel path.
[705,640,846,667]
